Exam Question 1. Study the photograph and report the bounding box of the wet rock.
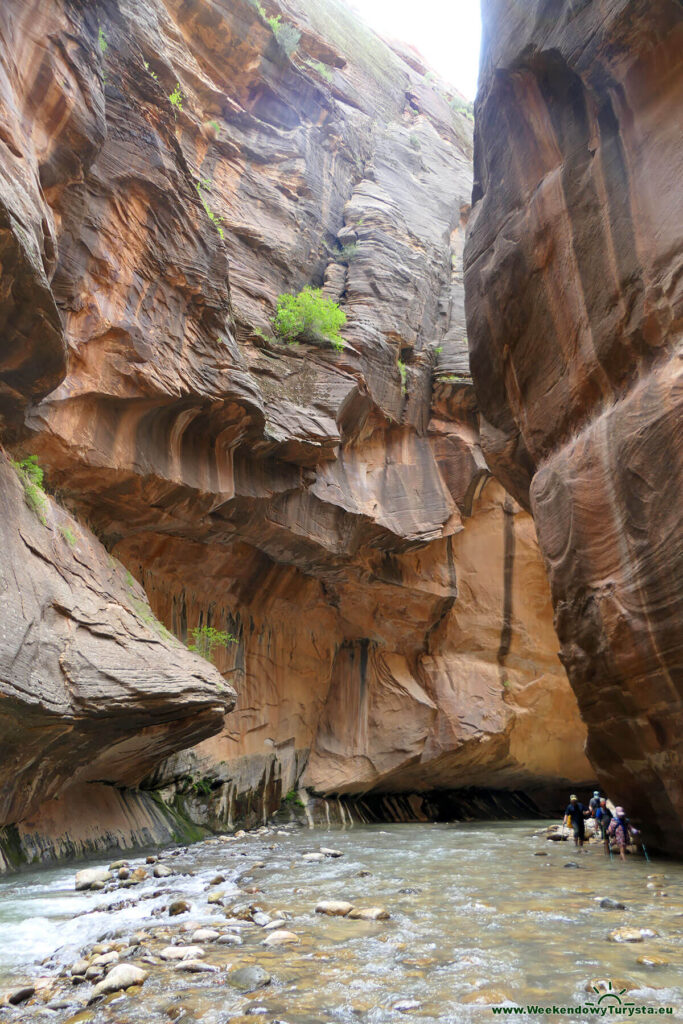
[534,852,548,857]
[234,830,246,839]
[637,955,669,967]
[109,860,129,870]
[320,848,343,858]
[89,880,107,890]
[5,986,35,1005]
[154,864,173,878]
[399,887,420,895]
[84,966,104,981]
[75,867,112,891]
[262,930,300,946]
[587,979,637,995]
[302,853,325,862]
[217,933,243,946]
[209,875,226,886]
[252,912,270,927]
[130,868,149,883]
[175,960,218,973]
[315,900,355,917]
[91,951,120,968]
[393,1001,421,1013]
[348,906,390,921]
[358,871,372,877]
[564,863,580,869]
[146,856,158,864]
[117,867,131,880]
[228,965,271,992]
[600,898,626,910]
[168,900,191,916]
[47,999,73,1010]
[207,891,225,905]
[89,964,147,1000]
[160,946,205,961]
[263,919,287,930]
[245,1008,269,1016]
[71,960,89,977]
[608,928,658,943]
[191,929,220,943]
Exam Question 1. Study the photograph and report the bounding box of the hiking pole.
[641,842,650,863]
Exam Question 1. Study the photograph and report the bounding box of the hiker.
[589,790,601,816]
[563,794,589,850]
[607,806,639,862]
[595,798,613,854]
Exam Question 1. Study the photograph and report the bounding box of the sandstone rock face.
[465,0,683,852]
[0,456,233,831]
[0,0,591,849]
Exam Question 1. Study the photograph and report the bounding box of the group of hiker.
[563,792,640,862]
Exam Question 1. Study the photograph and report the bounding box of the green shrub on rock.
[272,287,346,351]
[187,625,237,664]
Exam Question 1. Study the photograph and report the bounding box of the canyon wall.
[465,0,682,854]
[0,0,592,862]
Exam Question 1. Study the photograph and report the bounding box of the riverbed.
[0,822,681,1023]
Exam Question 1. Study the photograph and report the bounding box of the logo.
[585,982,635,1012]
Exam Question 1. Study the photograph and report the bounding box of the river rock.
[154,864,174,878]
[89,965,147,999]
[207,891,225,905]
[130,867,148,883]
[217,933,243,946]
[587,979,636,995]
[191,929,220,943]
[608,928,657,943]
[91,951,120,967]
[4,986,35,1006]
[320,848,343,858]
[252,912,270,927]
[85,966,104,980]
[175,960,218,973]
[303,853,325,862]
[263,919,287,930]
[168,900,191,916]
[393,1001,421,1012]
[75,867,112,891]
[118,867,131,880]
[262,930,300,946]
[315,901,354,917]
[600,898,626,910]
[637,955,669,967]
[160,946,204,961]
[146,856,158,864]
[209,875,226,886]
[228,965,271,992]
[347,906,390,921]
[71,960,89,977]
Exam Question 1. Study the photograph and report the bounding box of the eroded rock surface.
[0,457,233,832]
[0,0,592,852]
[465,0,683,852]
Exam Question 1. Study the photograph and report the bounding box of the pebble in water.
[228,965,271,991]
[89,964,147,1000]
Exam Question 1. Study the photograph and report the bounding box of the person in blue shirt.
[594,798,613,854]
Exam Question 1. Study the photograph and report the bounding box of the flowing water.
[0,822,681,1023]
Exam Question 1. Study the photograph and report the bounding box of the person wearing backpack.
[595,798,613,855]
[607,806,639,862]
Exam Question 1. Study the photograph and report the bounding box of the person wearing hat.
[589,790,601,816]
[607,806,639,862]
[563,794,589,850]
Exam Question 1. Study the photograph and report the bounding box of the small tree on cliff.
[272,287,346,351]
[187,626,237,664]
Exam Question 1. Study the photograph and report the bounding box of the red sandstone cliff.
[0,0,592,861]
[465,0,682,854]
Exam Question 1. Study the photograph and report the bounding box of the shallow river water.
[0,822,681,1023]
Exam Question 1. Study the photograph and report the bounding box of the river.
[0,822,681,1022]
